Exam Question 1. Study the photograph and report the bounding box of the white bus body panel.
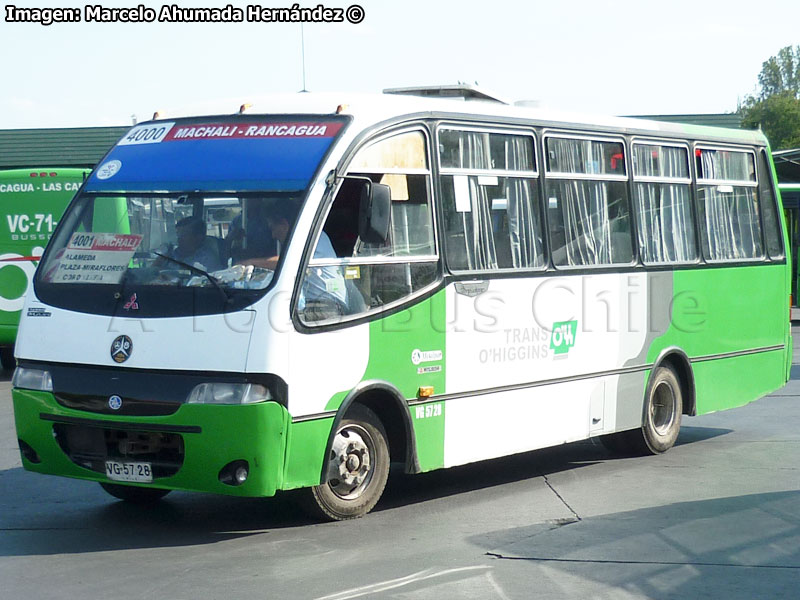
[17,293,257,372]
[286,323,370,418]
[443,272,650,467]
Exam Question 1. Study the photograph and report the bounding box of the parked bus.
[778,183,800,303]
[0,168,88,370]
[11,92,791,520]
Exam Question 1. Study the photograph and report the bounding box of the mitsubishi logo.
[123,293,139,310]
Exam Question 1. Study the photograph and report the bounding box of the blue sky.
[1,0,798,128]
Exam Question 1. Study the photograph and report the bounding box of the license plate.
[105,461,153,483]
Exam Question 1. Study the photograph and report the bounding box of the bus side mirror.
[358,181,391,244]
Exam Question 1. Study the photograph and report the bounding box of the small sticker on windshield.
[96,160,122,180]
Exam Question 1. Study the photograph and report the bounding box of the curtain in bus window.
[701,149,754,181]
[441,131,496,270]
[547,138,631,266]
[633,145,696,263]
[464,174,497,269]
[636,183,696,263]
[505,136,543,268]
[550,180,614,265]
[698,150,763,261]
[698,186,763,260]
[440,130,543,271]
[547,137,625,175]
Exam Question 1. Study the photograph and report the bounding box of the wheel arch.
[319,380,419,484]
[651,347,696,416]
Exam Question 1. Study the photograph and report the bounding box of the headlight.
[12,367,53,392]
[186,382,271,405]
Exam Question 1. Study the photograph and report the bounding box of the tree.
[740,92,800,149]
[757,46,800,100]
[739,45,800,150]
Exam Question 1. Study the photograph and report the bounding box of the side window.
[632,143,697,264]
[758,149,785,259]
[696,148,763,261]
[299,129,438,325]
[545,136,632,267]
[438,128,544,271]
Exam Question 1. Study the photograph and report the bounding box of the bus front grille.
[53,423,184,478]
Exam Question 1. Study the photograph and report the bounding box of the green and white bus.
[0,168,87,370]
[11,92,791,520]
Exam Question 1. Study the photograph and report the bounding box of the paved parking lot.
[1,332,798,599]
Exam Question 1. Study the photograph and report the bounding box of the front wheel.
[100,482,171,503]
[306,405,389,521]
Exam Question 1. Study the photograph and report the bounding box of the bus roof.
[144,91,767,147]
[0,167,90,178]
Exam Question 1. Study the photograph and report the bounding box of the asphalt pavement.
[1,331,798,599]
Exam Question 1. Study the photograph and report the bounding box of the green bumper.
[13,389,291,497]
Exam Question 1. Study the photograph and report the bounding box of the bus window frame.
[435,122,546,276]
[629,138,701,267]
[292,123,443,332]
[693,143,767,264]
[695,144,759,187]
[542,130,636,271]
[756,148,787,260]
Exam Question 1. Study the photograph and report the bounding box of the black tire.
[600,365,682,456]
[639,365,683,454]
[305,404,389,521]
[100,482,171,503]
[0,347,15,371]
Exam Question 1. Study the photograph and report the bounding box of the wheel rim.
[650,380,676,436]
[327,424,375,500]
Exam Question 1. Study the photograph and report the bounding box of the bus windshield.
[37,193,300,290]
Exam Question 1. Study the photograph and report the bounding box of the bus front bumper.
[12,389,290,497]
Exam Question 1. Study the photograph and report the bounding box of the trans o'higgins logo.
[108,395,123,411]
[110,335,133,363]
[550,320,577,356]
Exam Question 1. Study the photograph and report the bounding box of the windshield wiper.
[154,252,231,304]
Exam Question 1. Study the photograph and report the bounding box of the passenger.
[163,217,223,272]
[226,198,277,265]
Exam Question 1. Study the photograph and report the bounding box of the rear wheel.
[640,365,683,454]
[100,482,171,503]
[600,365,683,456]
[305,404,389,521]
